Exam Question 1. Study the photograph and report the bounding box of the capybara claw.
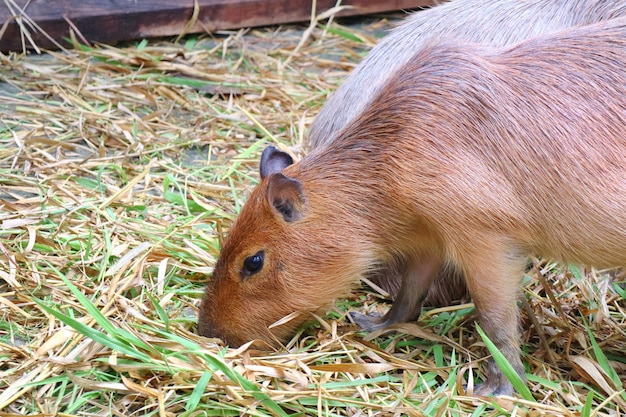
[349,311,387,332]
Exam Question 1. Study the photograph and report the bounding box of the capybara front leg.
[461,244,528,396]
[351,256,441,331]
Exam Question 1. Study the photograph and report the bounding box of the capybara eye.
[241,251,264,279]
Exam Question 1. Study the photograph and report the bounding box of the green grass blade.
[45,261,157,353]
[319,25,365,43]
[33,299,155,363]
[582,315,626,405]
[476,324,534,401]
[581,390,593,417]
[186,371,212,411]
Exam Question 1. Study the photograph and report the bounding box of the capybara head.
[197,146,370,347]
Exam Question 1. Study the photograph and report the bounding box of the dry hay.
[1,11,626,417]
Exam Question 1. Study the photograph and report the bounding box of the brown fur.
[199,18,626,395]
[308,0,626,148]
[308,0,626,309]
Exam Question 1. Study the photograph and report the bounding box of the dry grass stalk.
[1,10,626,417]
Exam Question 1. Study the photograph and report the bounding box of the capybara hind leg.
[365,263,403,301]
[460,244,527,396]
[367,263,468,308]
[351,256,442,331]
[423,266,468,307]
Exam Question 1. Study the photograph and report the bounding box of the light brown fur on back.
[308,0,626,149]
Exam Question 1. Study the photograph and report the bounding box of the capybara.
[199,18,626,396]
[308,0,626,309]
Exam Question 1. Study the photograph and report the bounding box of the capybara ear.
[260,146,294,179]
[267,173,305,222]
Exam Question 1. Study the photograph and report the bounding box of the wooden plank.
[0,0,436,52]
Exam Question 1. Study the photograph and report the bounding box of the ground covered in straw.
[2,12,626,417]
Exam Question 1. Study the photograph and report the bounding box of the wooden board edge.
[0,0,437,52]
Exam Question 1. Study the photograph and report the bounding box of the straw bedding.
[1,11,626,416]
